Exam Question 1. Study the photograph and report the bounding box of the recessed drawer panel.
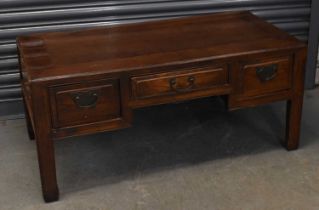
[241,56,292,98]
[131,64,228,99]
[50,79,121,128]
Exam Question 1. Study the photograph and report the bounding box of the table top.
[17,11,306,82]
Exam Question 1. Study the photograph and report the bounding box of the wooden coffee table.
[17,11,307,202]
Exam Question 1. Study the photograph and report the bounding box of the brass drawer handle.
[256,64,278,82]
[71,91,99,108]
[169,76,196,93]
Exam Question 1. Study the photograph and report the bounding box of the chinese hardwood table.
[17,11,307,202]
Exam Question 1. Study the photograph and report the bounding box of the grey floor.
[1,89,319,210]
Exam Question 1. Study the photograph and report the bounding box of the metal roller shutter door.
[0,0,312,114]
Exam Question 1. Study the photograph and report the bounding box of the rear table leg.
[25,108,35,140]
[22,95,35,140]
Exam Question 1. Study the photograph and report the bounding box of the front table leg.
[284,96,304,150]
[284,49,306,151]
[32,86,59,202]
[35,133,59,202]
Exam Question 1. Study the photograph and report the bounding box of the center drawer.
[131,63,229,99]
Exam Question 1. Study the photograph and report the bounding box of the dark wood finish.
[240,56,292,98]
[32,83,59,202]
[284,49,307,150]
[19,62,35,140]
[17,11,307,202]
[22,93,35,140]
[131,63,228,99]
[50,79,121,128]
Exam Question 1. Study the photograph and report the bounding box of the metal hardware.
[71,91,99,108]
[256,64,278,82]
[169,76,196,93]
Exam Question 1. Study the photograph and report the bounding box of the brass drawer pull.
[256,64,278,82]
[169,76,196,93]
[71,91,99,108]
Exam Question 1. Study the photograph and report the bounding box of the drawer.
[131,63,228,99]
[240,56,292,98]
[50,79,121,128]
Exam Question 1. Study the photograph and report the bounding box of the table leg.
[24,108,35,140]
[283,49,306,151]
[284,96,303,150]
[35,132,59,202]
[22,95,35,140]
[30,84,60,202]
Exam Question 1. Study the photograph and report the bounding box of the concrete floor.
[1,89,319,210]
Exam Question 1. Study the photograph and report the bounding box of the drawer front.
[131,64,228,99]
[50,79,121,128]
[240,56,292,98]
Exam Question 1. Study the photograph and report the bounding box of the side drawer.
[239,56,293,98]
[131,63,228,99]
[50,79,121,128]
